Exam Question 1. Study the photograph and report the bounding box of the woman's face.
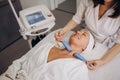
[69,29,90,49]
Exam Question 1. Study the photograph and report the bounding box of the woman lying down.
[0,29,94,80]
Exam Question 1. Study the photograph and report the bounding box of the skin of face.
[69,29,90,51]
[104,0,113,2]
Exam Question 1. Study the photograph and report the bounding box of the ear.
[82,48,85,51]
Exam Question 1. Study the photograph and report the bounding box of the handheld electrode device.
[62,41,93,66]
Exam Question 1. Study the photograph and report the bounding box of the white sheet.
[0,29,120,80]
[35,29,120,80]
[0,30,89,80]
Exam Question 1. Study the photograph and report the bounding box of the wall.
[20,0,53,9]
[76,0,80,9]
[20,0,67,10]
[57,0,66,4]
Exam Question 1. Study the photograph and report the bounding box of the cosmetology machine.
[8,0,55,48]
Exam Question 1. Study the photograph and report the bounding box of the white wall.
[20,0,70,10]
[20,0,55,10]
[57,0,66,4]
[54,0,66,8]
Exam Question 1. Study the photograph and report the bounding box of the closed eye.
[82,32,87,37]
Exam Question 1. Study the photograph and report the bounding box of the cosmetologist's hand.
[55,29,65,42]
[86,59,105,70]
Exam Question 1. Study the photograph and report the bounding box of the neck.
[104,0,114,7]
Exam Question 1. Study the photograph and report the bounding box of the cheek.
[69,37,79,45]
[72,39,83,46]
[78,38,88,46]
[69,37,89,47]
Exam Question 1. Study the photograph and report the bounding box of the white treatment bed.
[36,29,120,80]
[0,29,120,80]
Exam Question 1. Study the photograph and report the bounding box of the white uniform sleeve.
[115,27,120,44]
[72,0,89,24]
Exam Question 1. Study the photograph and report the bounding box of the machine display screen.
[26,11,46,25]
